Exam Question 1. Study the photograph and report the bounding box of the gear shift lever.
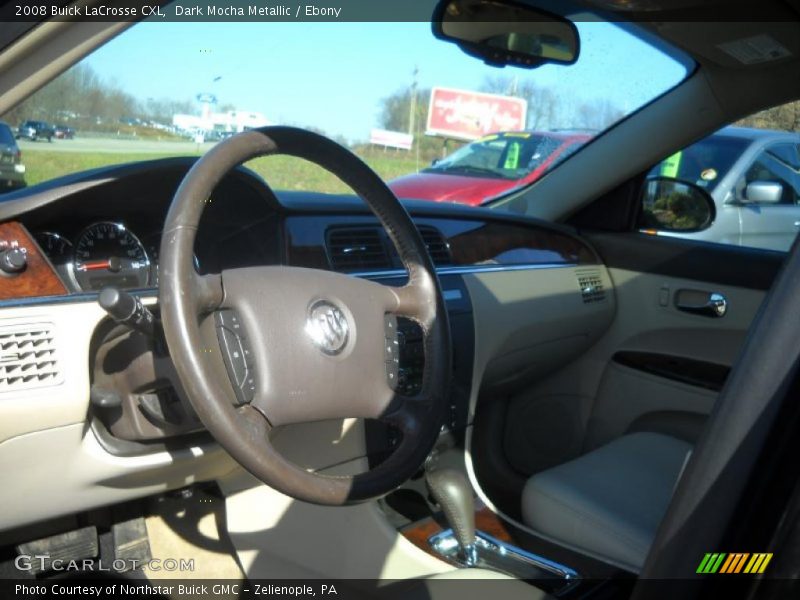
[426,468,477,565]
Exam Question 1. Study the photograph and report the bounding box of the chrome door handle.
[676,292,727,318]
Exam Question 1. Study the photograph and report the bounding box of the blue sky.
[84,20,688,141]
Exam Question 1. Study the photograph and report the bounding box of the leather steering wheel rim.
[159,126,451,505]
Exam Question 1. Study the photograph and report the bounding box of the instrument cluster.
[34,222,160,292]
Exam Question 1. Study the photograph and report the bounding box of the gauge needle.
[78,257,122,272]
[77,260,109,271]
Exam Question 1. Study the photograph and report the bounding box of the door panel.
[499,233,773,478]
[738,203,800,251]
[584,360,716,450]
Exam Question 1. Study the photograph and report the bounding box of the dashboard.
[4,158,599,296]
[0,156,616,531]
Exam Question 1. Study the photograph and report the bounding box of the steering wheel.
[159,127,451,505]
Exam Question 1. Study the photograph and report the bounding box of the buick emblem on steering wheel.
[305,300,350,355]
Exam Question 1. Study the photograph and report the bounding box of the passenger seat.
[521,432,692,572]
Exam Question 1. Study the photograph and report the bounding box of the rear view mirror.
[432,0,580,69]
[640,177,716,233]
[745,181,784,204]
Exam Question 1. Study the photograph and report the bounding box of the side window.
[767,143,800,169]
[736,146,800,205]
[642,99,800,252]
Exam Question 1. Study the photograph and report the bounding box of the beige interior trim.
[462,265,615,422]
[0,298,160,443]
[498,268,766,450]
[0,423,237,531]
[0,301,104,444]
[0,298,238,531]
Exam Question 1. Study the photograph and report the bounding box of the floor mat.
[144,487,244,581]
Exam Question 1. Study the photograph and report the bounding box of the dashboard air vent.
[326,227,390,271]
[418,226,452,266]
[576,269,606,304]
[0,322,61,392]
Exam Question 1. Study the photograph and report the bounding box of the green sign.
[660,150,683,178]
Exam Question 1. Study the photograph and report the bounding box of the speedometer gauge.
[72,222,151,291]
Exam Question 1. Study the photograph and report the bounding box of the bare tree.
[737,101,800,132]
[480,75,559,131]
[1,63,197,130]
[378,87,431,133]
[142,97,196,124]
[575,98,625,131]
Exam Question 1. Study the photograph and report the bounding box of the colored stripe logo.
[697,553,773,574]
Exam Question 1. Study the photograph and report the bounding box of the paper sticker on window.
[701,168,718,181]
[718,34,791,65]
[660,151,683,178]
[504,141,521,170]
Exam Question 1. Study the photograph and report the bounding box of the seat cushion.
[521,432,692,572]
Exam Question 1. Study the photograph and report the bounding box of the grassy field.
[21,152,185,186]
[20,148,423,193]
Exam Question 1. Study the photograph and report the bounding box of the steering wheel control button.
[214,309,256,406]
[384,314,400,390]
[383,315,426,394]
[386,356,399,390]
[305,300,349,355]
[385,336,400,362]
[384,313,397,334]
[395,318,425,396]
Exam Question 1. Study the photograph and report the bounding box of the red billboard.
[425,87,528,141]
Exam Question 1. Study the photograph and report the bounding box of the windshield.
[0,10,689,209]
[423,132,582,180]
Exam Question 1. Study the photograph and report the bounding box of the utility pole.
[508,75,519,97]
[409,65,420,171]
[409,65,419,136]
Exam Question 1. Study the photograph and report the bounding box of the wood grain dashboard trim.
[0,222,67,300]
[285,215,599,271]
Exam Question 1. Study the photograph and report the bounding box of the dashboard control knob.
[0,247,27,274]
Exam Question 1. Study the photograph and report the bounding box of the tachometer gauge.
[33,232,72,265]
[72,222,151,291]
